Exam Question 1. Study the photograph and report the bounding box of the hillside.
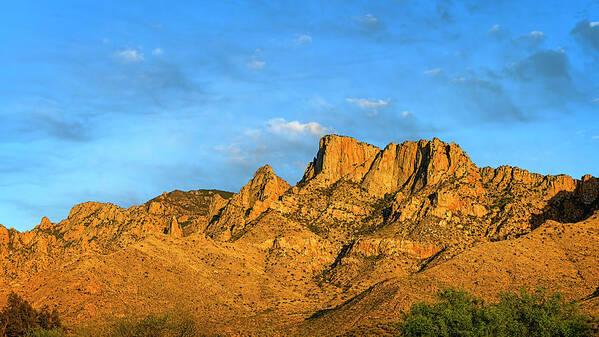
[1,135,598,336]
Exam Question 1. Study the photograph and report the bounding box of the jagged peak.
[254,164,275,176]
[39,217,52,230]
[205,165,291,240]
[0,224,8,245]
[241,165,291,204]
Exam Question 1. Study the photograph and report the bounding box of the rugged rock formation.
[1,134,598,336]
[302,135,380,185]
[0,189,233,279]
[167,216,183,238]
[205,165,291,240]
[281,136,598,248]
[0,225,9,257]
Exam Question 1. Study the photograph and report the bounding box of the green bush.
[400,288,493,337]
[491,288,590,336]
[400,287,591,337]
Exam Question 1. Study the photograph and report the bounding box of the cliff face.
[301,135,381,185]
[1,134,598,335]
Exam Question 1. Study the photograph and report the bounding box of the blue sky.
[2,1,599,231]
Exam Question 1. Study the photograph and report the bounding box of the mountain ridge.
[1,134,598,336]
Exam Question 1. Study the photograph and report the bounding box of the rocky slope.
[0,135,597,336]
[0,189,232,279]
[300,211,599,336]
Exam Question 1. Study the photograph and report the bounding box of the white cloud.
[116,49,144,62]
[295,34,312,45]
[346,98,389,109]
[488,24,500,32]
[424,68,443,76]
[590,22,599,28]
[267,118,329,137]
[401,110,413,118]
[152,48,163,56]
[247,60,266,69]
[346,98,390,116]
[592,135,599,139]
[593,98,599,103]
[358,14,379,24]
[529,30,545,37]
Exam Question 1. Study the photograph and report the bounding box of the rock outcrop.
[206,165,291,240]
[301,135,380,185]
[0,225,9,257]
[167,216,183,238]
[361,138,480,196]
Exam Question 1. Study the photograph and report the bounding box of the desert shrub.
[0,292,62,337]
[108,312,199,337]
[400,287,591,337]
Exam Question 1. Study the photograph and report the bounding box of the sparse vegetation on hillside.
[74,312,200,337]
[0,292,63,337]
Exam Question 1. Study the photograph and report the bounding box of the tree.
[0,293,63,337]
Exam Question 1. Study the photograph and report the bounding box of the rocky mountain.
[1,135,598,336]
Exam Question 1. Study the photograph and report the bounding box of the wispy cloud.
[571,20,599,52]
[346,98,389,109]
[267,118,329,137]
[513,30,547,49]
[509,49,569,80]
[215,118,331,181]
[247,49,266,69]
[487,24,510,40]
[529,30,544,37]
[488,24,501,33]
[354,13,385,34]
[247,60,266,69]
[358,14,379,25]
[152,48,163,56]
[116,49,144,62]
[295,34,312,45]
[424,68,443,76]
[346,98,390,116]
